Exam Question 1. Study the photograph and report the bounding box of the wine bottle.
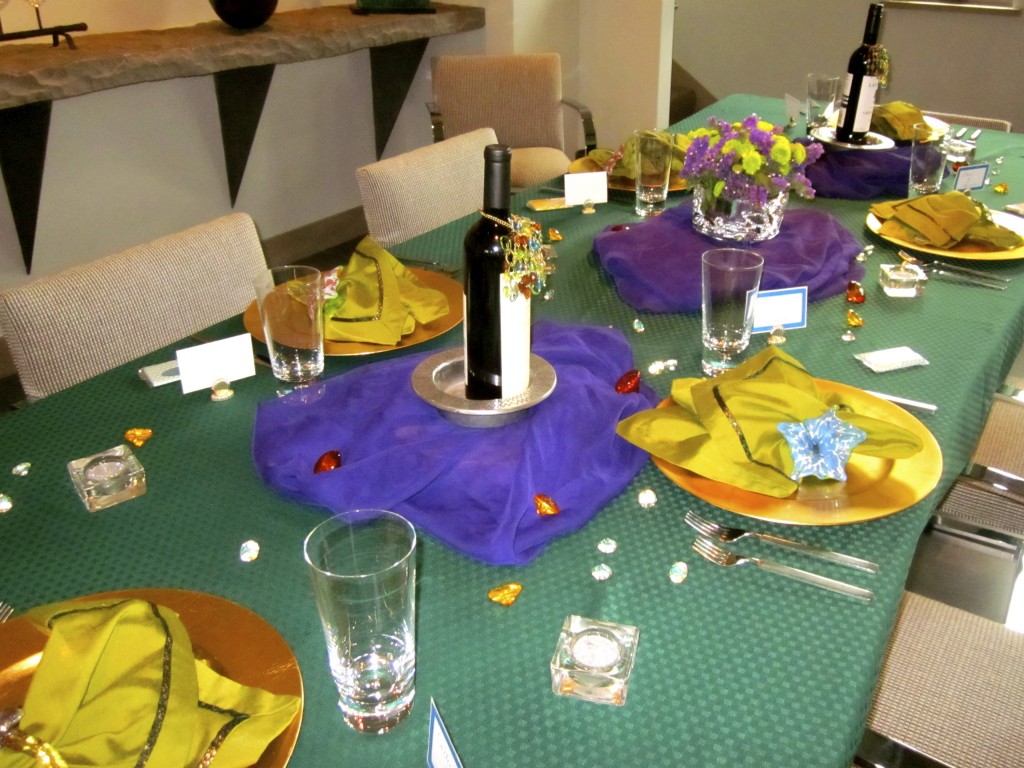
[463,144,531,400]
[835,3,886,144]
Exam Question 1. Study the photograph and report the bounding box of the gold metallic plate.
[866,208,1024,261]
[244,266,463,357]
[652,379,943,526]
[0,588,303,768]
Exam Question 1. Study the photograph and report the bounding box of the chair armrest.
[426,101,445,143]
[561,97,596,157]
[853,728,953,768]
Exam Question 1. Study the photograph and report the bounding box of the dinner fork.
[0,602,13,623]
[684,510,879,574]
[691,536,874,602]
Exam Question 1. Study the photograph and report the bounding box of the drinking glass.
[806,74,840,135]
[909,122,948,197]
[634,130,673,217]
[701,248,764,377]
[255,265,324,383]
[304,510,418,734]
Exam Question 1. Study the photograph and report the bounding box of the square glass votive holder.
[67,444,146,512]
[550,615,639,706]
[879,263,927,298]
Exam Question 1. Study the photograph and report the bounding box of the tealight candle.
[550,615,639,706]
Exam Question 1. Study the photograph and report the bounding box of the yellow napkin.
[871,101,926,141]
[616,348,924,498]
[1,598,300,768]
[323,236,449,345]
[870,192,1024,250]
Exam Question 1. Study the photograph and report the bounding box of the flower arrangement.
[679,115,824,206]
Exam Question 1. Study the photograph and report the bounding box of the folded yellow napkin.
[570,130,687,181]
[323,236,449,345]
[870,192,1024,250]
[3,598,300,768]
[871,101,926,141]
[616,348,924,498]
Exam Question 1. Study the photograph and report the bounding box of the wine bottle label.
[462,273,531,399]
[840,73,879,134]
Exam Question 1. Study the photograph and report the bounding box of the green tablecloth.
[2,94,1023,767]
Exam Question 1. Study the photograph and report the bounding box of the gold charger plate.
[244,266,463,357]
[567,157,687,192]
[0,588,303,768]
[652,379,943,526]
[866,208,1024,261]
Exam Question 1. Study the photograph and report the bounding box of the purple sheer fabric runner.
[252,321,658,566]
[803,144,911,200]
[592,201,865,314]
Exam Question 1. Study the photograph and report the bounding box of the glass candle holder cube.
[67,444,146,512]
[550,615,639,706]
[879,263,927,298]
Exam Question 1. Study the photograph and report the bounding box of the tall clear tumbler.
[255,265,324,383]
[303,510,417,734]
[701,248,764,377]
[634,130,674,217]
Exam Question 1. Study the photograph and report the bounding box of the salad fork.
[684,510,879,573]
[691,536,874,602]
[0,602,13,623]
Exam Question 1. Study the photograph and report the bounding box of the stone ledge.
[0,3,485,110]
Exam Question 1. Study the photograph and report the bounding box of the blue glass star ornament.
[778,408,868,482]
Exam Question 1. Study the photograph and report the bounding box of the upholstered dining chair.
[427,53,596,189]
[0,212,268,402]
[355,127,497,249]
[922,110,1012,133]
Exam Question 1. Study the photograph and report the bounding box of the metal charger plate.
[411,347,557,427]
[0,588,303,768]
[652,379,943,526]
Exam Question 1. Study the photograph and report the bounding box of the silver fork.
[692,536,874,602]
[684,510,879,574]
[0,602,13,623]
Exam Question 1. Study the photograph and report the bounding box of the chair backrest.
[355,127,498,249]
[0,212,268,401]
[431,54,565,152]
[923,110,1012,132]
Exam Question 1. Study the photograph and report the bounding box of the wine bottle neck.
[483,144,511,214]
[862,3,884,45]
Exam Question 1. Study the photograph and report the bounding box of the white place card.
[427,699,464,768]
[563,171,608,207]
[752,286,808,334]
[953,164,989,192]
[854,346,929,373]
[175,333,256,394]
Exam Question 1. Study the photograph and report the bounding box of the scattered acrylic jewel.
[488,582,523,607]
[609,224,631,232]
[856,245,874,263]
[668,561,689,584]
[994,183,1009,194]
[591,563,613,581]
[846,309,864,327]
[615,369,641,394]
[535,493,560,516]
[548,227,563,242]
[637,488,657,508]
[842,330,857,342]
[210,379,235,401]
[778,408,868,482]
[845,281,865,304]
[11,462,30,477]
[313,450,343,474]
[239,540,260,562]
[767,326,787,346]
[597,538,618,554]
[647,359,678,375]
[632,319,645,334]
[0,494,11,513]
[124,428,153,448]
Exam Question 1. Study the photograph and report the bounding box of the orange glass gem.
[615,369,641,394]
[548,228,563,242]
[994,183,1009,195]
[846,309,864,328]
[845,281,865,303]
[535,493,560,516]
[124,428,153,447]
[488,582,523,607]
[313,450,342,474]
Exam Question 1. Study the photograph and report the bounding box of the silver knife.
[865,390,938,415]
[928,268,1007,290]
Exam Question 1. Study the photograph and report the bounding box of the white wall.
[673,0,1020,131]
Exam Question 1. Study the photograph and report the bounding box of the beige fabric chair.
[427,53,596,189]
[355,127,497,249]
[0,213,268,402]
[859,592,1024,768]
[923,110,1012,133]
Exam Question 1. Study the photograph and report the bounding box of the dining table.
[2,93,1024,768]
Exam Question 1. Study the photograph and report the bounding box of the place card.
[563,171,608,207]
[427,699,464,768]
[953,164,989,192]
[175,333,256,394]
[752,287,808,334]
[854,346,929,373]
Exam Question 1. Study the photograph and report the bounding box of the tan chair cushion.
[0,213,267,401]
[355,127,497,249]
[511,146,572,189]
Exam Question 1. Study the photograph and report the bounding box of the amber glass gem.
[534,493,560,516]
[313,450,343,474]
[615,369,641,394]
[488,582,523,607]
[845,281,865,303]
[846,309,864,328]
[124,428,153,447]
